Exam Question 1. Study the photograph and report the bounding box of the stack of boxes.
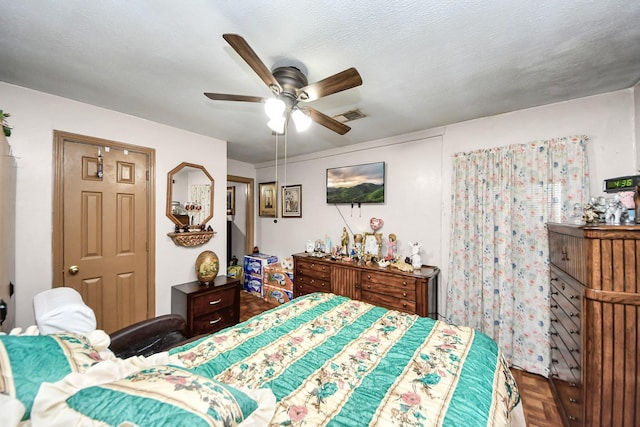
[243,253,278,297]
[263,260,294,305]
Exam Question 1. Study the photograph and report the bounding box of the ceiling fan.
[204,34,363,135]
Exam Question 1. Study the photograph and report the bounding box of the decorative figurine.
[385,233,397,260]
[604,195,627,225]
[174,224,180,233]
[408,241,423,270]
[306,240,315,253]
[354,234,363,259]
[341,227,349,255]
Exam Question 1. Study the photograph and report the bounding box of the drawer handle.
[551,359,559,364]
[402,292,407,297]
[310,279,315,284]
[551,291,558,295]
[561,248,569,261]
[368,285,372,289]
[321,283,326,287]
[550,318,558,323]
[550,304,558,309]
[402,303,407,307]
[568,416,577,421]
[550,332,558,336]
[311,263,315,268]
[209,317,222,325]
[570,329,580,335]
[569,365,581,371]
[569,382,577,388]
[569,312,579,318]
[569,398,577,403]
[550,346,558,350]
[568,347,579,354]
[402,281,407,286]
[570,294,579,300]
[550,277,558,282]
[355,283,361,290]
[367,275,371,279]
[209,299,222,305]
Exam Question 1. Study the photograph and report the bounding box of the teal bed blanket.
[169,292,519,426]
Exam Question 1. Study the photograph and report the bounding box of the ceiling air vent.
[332,109,366,123]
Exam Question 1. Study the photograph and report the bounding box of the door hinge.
[146,171,149,181]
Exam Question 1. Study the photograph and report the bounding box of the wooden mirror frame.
[166,162,214,227]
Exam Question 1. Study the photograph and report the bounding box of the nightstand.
[171,276,240,338]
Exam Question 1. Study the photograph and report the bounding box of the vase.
[195,250,219,285]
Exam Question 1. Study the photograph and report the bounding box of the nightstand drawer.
[192,305,238,336]
[191,287,236,315]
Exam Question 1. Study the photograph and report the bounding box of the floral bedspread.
[169,293,519,427]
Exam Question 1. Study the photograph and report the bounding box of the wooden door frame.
[227,175,254,255]
[52,130,156,319]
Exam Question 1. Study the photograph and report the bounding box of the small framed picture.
[282,184,302,218]
[259,181,277,217]
[226,186,235,215]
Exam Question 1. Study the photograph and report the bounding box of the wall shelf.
[167,230,216,247]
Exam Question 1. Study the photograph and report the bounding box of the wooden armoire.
[547,223,639,427]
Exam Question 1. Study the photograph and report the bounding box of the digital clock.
[603,175,640,193]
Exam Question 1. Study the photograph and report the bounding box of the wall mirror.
[166,162,214,227]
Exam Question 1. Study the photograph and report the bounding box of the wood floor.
[239,291,563,427]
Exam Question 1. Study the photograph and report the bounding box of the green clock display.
[603,175,640,193]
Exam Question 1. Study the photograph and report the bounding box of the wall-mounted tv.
[326,161,385,204]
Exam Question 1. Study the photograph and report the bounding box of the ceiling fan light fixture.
[292,108,312,132]
[264,98,286,119]
[267,116,285,134]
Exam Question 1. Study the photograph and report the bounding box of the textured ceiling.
[1,1,639,164]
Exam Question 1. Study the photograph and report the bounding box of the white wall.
[3,80,636,327]
[635,81,640,171]
[0,82,228,328]
[251,89,637,315]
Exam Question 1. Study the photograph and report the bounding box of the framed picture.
[259,181,277,217]
[363,231,382,258]
[282,184,302,218]
[226,186,235,215]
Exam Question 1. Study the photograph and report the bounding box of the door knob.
[68,265,79,275]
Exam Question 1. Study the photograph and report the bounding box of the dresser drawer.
[550,332,581,383]
[361,290,416,314]
[192,305,238,336]
[191,287,236,315]
[551,377,583,426]
[296,260,331,281]
[295,275,331,296]
[361,272,416,292]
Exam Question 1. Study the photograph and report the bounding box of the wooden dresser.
[171,276,240,338]
[292,253,439,318]
[547,223,640,427]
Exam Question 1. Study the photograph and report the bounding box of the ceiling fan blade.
[302,107,351,135]
[204,93,264,103]
[297,67,362,102]
[222,34,282,95]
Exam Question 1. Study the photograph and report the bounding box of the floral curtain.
[446,135,589,376]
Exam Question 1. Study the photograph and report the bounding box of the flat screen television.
[326,161,385,204]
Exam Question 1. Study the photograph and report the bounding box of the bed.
[2,292,523,426]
